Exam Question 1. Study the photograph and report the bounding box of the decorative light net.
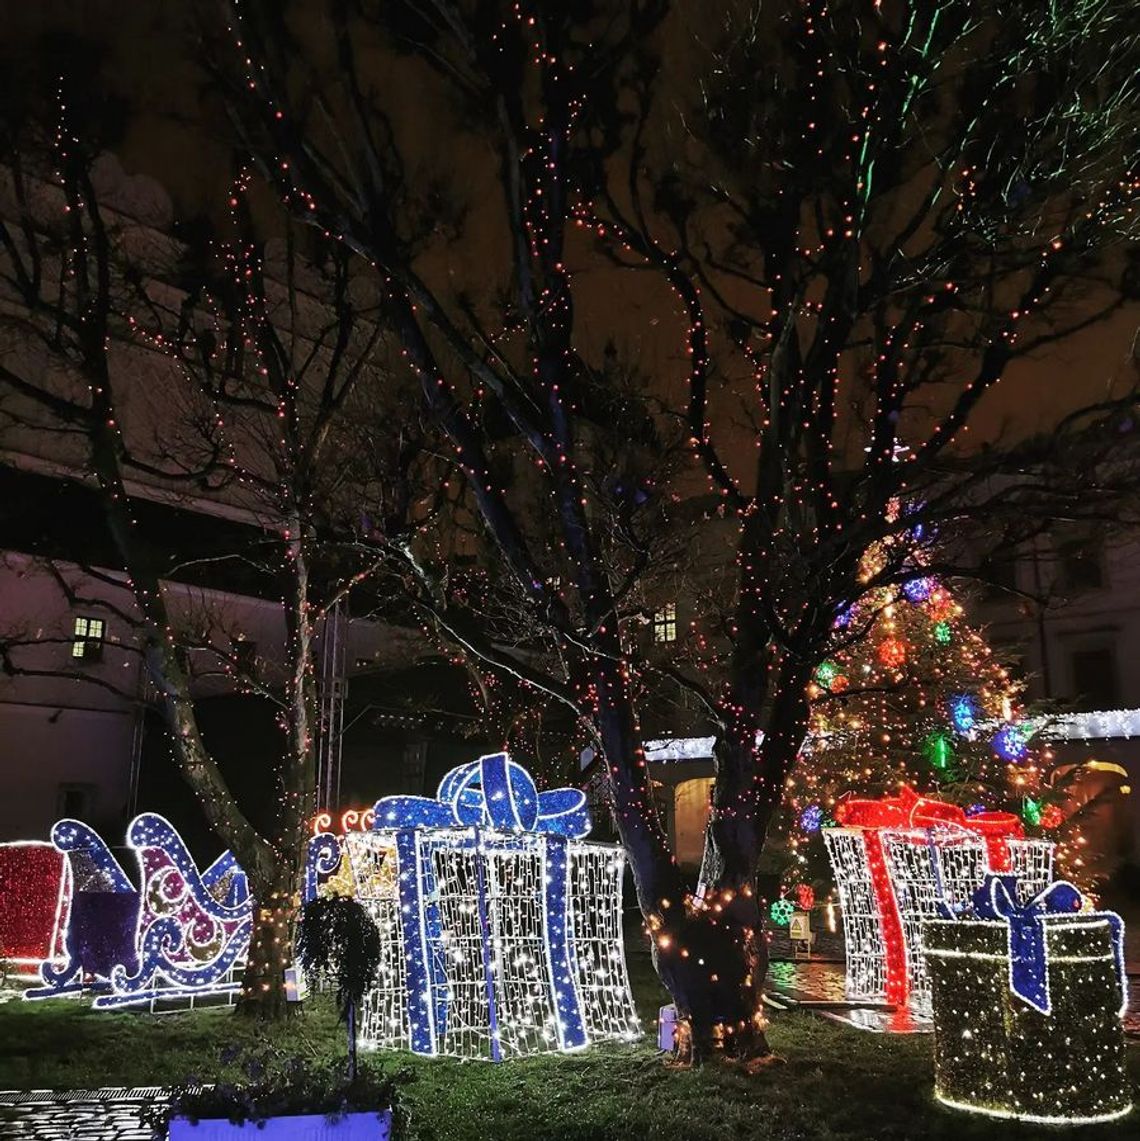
[1008,838,1054,900]
[880,828,984,1006]
[826,824,1057,1009]
[347,833,408,1051]
[822,829,889,1001]
[355,828,639,1059]
[568,845,640,1043]
[434,840,557,1058]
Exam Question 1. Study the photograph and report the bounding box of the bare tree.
[0,71,426,1013]
[208,0,1139,1056]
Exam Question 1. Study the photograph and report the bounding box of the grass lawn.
[1,955,1136,1140]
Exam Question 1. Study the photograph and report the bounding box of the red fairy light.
[926,588,956,622]
[877,637,907,669]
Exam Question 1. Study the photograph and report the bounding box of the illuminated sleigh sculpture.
[823,787,1054,1010]
[0,840,69,981]
[27,815,252,1009]
[333,753,641,1060]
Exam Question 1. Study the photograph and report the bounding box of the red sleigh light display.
[823,786,1054,1009]
[0,841,68,979]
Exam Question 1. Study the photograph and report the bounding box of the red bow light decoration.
[831,786,1025,1006]
[835,785,1024,870]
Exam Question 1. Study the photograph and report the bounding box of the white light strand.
[822,829,889,1002]
[351,829,639,1060]
[824,826,1055,1008]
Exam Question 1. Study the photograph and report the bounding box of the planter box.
[924,917,1130,1125]
[169,1110,391,1140]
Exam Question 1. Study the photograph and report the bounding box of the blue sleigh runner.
[27,814,253,1009]
[343,752,641,1060]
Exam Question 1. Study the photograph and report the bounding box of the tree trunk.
[655,659,810,1064]
[237,859,298,1018]
[652,889,770,1065]
[589,654,775,1063]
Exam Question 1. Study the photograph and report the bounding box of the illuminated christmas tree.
[768,573,1087,898]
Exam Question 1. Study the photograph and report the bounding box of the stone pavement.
[0,1089,155,1140]
[766,956,1140,1035]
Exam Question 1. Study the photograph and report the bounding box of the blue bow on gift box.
[972,874,1126,1016]
[373,752,591,838]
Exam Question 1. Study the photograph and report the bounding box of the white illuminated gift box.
[343,752,641,1060]
[822,788,1054,1010]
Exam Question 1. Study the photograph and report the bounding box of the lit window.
[653,602,677,644]
[71,616,105,661]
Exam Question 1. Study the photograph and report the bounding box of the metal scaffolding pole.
[316,598,348,810]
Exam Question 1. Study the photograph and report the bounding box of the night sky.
[4,0,1138,461]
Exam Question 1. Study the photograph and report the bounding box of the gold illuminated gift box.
[923,916,1131,1125]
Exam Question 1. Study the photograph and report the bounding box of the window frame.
[652,601,678,644]
[1055,533,1107,593]
[71,616,105,662]
[1067,643,1121,711]
[57,782,96,820]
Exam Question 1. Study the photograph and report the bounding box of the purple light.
[800,804,824,833]
[992,723,1031,762]
[903,576,935,603]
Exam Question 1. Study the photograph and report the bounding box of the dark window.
[71,616,104,661]
[233,639,257,675]
[57,783,94,819]
[1069,646,1120,710]
[979,555,1018,598]
[1057,537,1105,592]
[653,602,677,644]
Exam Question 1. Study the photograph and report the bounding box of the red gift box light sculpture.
[823,786,1054,1009]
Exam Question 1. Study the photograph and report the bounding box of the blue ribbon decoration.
[372,753,591,1057]
[304,834,342,903]
[372,752,591,839]
[542,834,588,1051]
[394,827,449,1055]
[102,814,253,1004]
[972,874,1127,1015]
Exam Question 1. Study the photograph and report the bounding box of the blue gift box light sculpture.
[350,752,641,1060]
